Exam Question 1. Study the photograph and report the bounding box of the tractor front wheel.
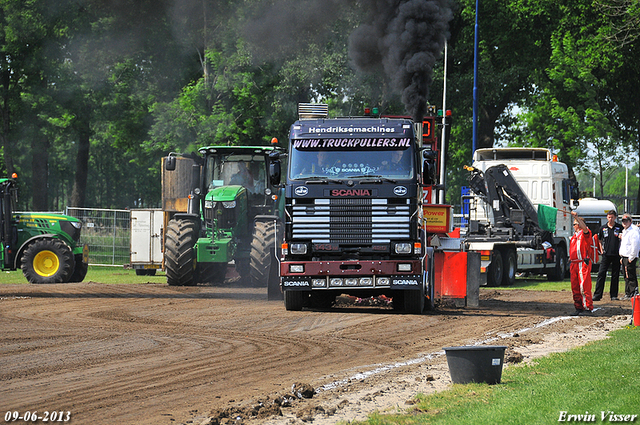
[165,219,198,286]
[21,239,75,284]
[249,221,280,292]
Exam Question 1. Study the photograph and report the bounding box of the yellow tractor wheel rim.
[33,250,60,277]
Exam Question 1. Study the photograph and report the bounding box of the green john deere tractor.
[163,146,284,297]
[0,175,89,283]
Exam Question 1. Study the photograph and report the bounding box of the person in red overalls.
[569,211,594,315]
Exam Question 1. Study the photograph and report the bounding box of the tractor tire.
[21,238,75,284]
[69,254,89,282]
[164,219,198,286]
[249,221,278,287]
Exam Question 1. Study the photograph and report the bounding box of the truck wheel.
[486,250,504,287]
[502,249,517,286]
[404,289,425,314]
[547,245,566,281]
[135,269,157,276]
[284,290,307,311]
[21,239,75,284]
[69,254,89,282]
[165,219,198,286]
[249,221,278,287]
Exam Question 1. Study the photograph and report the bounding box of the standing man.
[594,210,623,301]
[569,211,594,315]
[618,213,639,300]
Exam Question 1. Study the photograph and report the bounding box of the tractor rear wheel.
[165,219,198,286]
[21,238,75,284]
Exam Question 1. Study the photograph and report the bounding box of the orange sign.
[423,205,451,234]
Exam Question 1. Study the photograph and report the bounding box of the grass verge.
[0,265,166,285]
[354,325,640,425]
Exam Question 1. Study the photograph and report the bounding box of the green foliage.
[2,0,640,210]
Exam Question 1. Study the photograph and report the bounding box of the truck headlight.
[330,278,343,287]
[289,264,304,273]
[377,277,390,286]
[222,201,236,208]
[290,243,308,255]
[312,278,326,287]
[397,263,412,272]
[394,243,412,254]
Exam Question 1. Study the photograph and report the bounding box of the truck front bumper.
[280,260,422,290]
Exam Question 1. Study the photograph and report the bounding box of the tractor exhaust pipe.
[187,164,201,216]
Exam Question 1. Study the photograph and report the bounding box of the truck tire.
[165,219,198,286]
[135,269,156,276]
[486,250,504,287]
[284,290,307,311]
[547,245,567,281]
[249,221,277,287]
[502,248,517,286]
[21,239,75,284]
[69,254,89,282]
[403,289,425,314]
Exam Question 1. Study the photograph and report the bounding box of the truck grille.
[291,198,411,244]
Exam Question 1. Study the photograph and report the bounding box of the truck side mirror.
[269,160,281,186]
[165,155,176,171]
[422,150,438,185]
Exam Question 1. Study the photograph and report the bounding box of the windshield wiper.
[297,176,343,184]
[349,175,397,184]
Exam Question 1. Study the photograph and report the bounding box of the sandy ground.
[0,280,633,425]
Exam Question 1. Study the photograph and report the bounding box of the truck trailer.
[463,148,579,286]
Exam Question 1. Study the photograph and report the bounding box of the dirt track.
[0,279,632,425]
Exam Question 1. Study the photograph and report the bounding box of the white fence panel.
[65,207,131,266]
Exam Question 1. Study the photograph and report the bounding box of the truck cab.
[278,104,433,313]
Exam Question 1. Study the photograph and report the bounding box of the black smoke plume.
[245,0,452,121]
[349,0,452,121]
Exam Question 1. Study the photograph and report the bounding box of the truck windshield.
[289,147,414,180]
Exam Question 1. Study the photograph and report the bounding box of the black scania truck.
[276,104,438,313]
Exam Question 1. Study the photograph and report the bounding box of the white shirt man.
[618,214,639,299]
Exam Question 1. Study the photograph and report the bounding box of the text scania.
[293,138,411,149]
[331,189,372,197]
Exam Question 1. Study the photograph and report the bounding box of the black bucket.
[443,345,507,385]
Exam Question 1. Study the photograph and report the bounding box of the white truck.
[573,198,617,235]
[462,148,578,286]
[130,209,164,275]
